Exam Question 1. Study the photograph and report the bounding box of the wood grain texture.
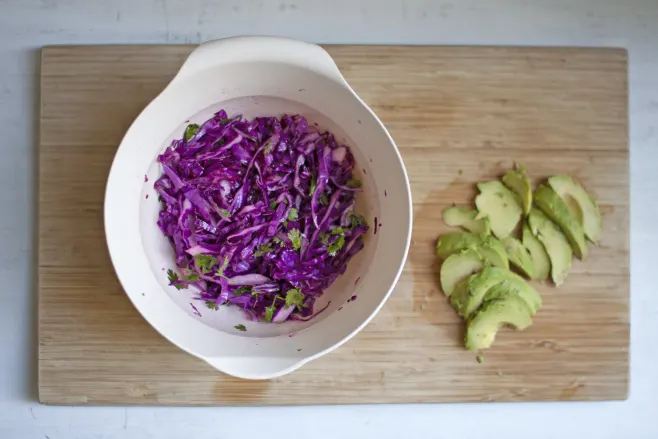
[38,45,629,405]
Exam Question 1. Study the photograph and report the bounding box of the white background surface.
[1,0,656,438]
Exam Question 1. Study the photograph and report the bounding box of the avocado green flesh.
[522,224,551,281]
[528,208,572,286]
[440,250,484,296]
[502,167,532,216]
[443,206,491,235]
[450,266,541,319]
[548,174,602,243]
[481,279,541,316]
[436,232,509,269]
[534,185,588,259]
[465,297,533,351]
[501,236,535,279]
[475,180,523,239]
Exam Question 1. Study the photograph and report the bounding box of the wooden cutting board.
[39,45,629,405]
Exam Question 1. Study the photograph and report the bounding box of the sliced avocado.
[522,223,551,281]
[502,165,532,216]
[548,174,602,243]
[465,296,533,351]
[439,249,484,296]
[450,266,541,318]
[534,185,588,259]
[475,180,522,239]
[443,206,491,235]
[436,232,509,269]
[528,208,572,286]
[501,236,535,278]
[481,279,542,316]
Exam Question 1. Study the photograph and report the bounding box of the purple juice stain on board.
[374,217,378,234]
[350,295,357,302]
[384,190,387,197]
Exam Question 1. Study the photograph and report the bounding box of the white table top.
[1,0,656,438]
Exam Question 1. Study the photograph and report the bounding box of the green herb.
[184,123,200,142]
[287,208,299,221]
[158,195,163,203]
[218,208,231,218]
[348,211,368,229]
[251,289,265,296]
[331,227,345,236]
[458,169,464,175]
[270,200,278,209]
[254,243,274,257]
[205,301,219,310]
[185,273,200,282]
[167,269,185,290]
[265,303,277,322]
[264,136,277,155]
[194,254,219,274]
[309,173,317,196]
[319,193,328,205]
[220,118,230,124]
[319,232,330,244]
[272,236,285,248]
[477,355,484,364]
[327,226,346,257]
[216,256,229,277]
[234,324,247,332]
[285,288,305,311]
[346,177,363,188]
[232,286,252,296]
[287,229,303,251]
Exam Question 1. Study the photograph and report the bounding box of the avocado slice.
[548,174,602,243]
[465,296,533,351]
[522,223,550,281]
[439,249,484,296]
[443,206,491,235]
[528,208,572,286]
[534,185,588,259]
[475,180,522,239]
[501,236,535,278]
[481,279,541,316]
[436,232,509,269]
[502,165,532,216]
[450,266,541,318]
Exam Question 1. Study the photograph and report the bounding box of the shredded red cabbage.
[155,110,368,323]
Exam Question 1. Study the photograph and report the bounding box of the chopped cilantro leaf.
[331,227,345,236]
[270,200,278,209]
[167,269,185,289]
[216,256,229,277]
[194,254,219,274]
[158,195,163,203]
[346,176,363,188]
[287,229,302,251]
[218,208,231,218]
[220,118,230,124]
[265,303,276,322]
[185,273,200,282]
[184,124,200,142]
[319,232,330,244]
[309,173,317,196]
[319,193,328,205]
[285,288,305,311]
[287,208,299,221]
[205,301,219,310]
[348,211,368,229]
[254,243,274,257]
[328,235,345,257]
[272,236,285,248]
[234,324,247,332]
[477,355,484,364]
[232,286,252,296]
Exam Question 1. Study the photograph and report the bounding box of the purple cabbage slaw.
[155,110,369,323]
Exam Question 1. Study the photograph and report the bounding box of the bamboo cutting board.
[39,45,629,405]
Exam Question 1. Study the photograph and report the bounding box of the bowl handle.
[204,356,307,380]
[172,36,347,86]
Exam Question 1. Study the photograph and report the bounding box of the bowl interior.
[141,96,380,337]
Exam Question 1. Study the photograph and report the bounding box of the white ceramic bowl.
[104,36,412,379]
